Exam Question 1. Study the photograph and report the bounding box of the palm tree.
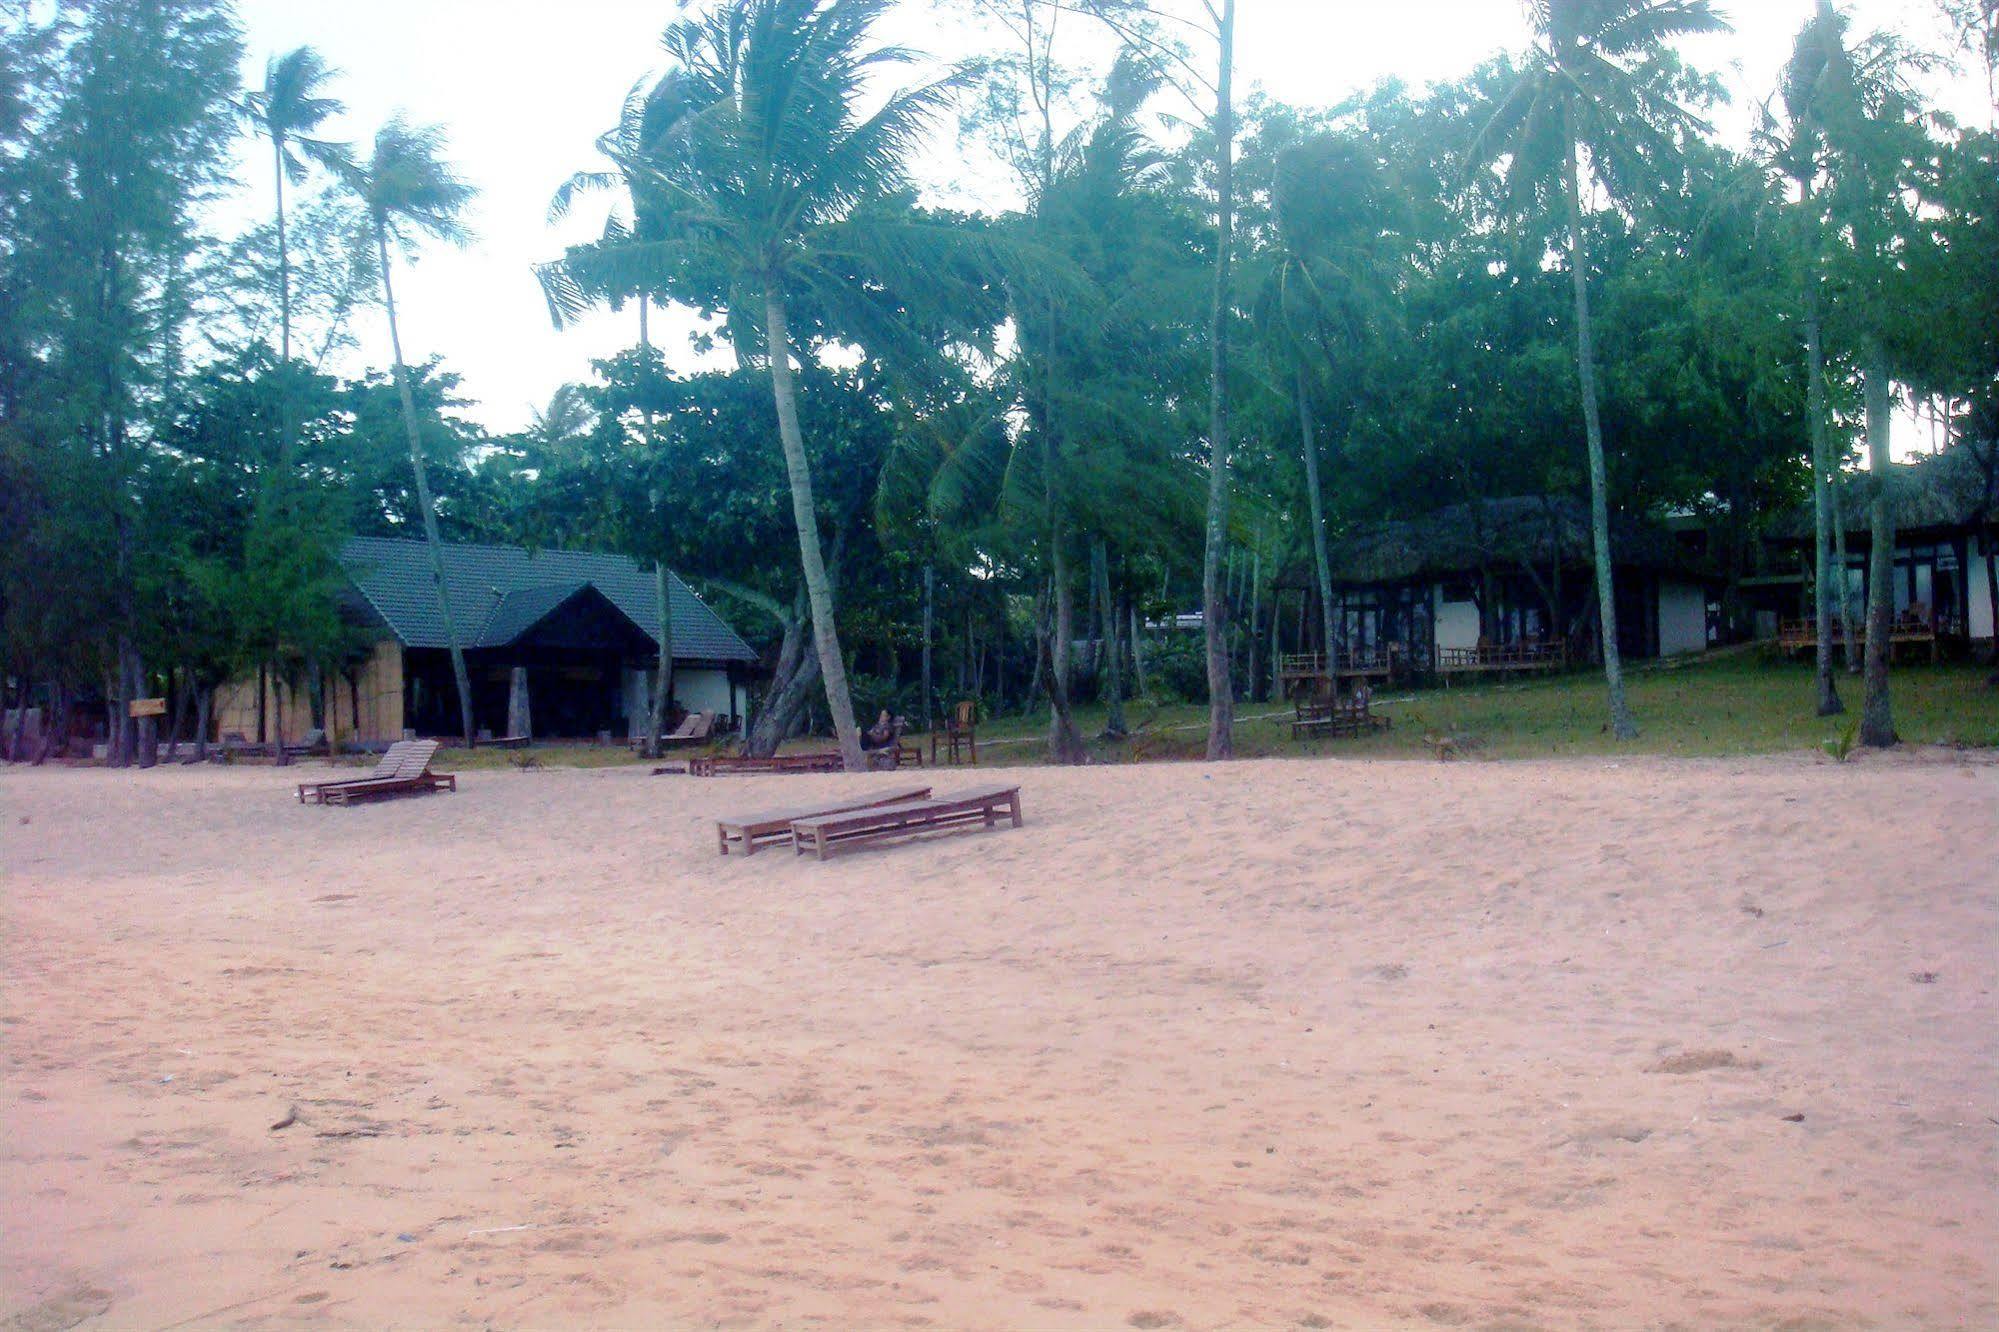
[546,86,685,758]
[1254,133,1399,671]
[339,117,478,747]
[237,47,346,365]
[1473,0,1728,741]
[1758,0,1849,717]
[540,0,975,773]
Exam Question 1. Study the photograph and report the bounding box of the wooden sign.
[128,697,166,718]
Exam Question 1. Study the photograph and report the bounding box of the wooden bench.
[1292,696,1387,740]
[715,785,932,856]
[690,751,847,777]
[789,785,1022,860]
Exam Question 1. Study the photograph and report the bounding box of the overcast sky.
[225,0,1989,435]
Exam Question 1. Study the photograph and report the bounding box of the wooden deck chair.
[930,701,978,765]
[659,711,716,749]
[715,785,933,856]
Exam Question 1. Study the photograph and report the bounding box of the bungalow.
[1278,496,1719,681]
[215,536,760,748]
[1745,442,1997,653]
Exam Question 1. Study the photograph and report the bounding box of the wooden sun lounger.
[321,767,456,805]
[635,712,717,751]
[690,751,846,777]
[297,739,425,803]
[715,785,933,856]
[297,739,454,806]
[789,785,1022,860]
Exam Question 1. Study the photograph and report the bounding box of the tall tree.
[1079,0,1240,758]
[541,0,988,773]
[338,117,478,746]
[1473,0,1728,741]
[1811,10,1935,747]
[7,0,241,763]
[1253,131,1401,667]
[236,47,345,366]
[1760,0,1854,717]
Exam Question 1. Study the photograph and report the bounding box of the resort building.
[1278,496,1718,682]
[1743,443,1997,655]
[214,537,760,749]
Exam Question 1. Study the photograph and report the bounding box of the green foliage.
[1821,717,1860,762]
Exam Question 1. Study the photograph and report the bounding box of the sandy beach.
[2,753,1994,1329]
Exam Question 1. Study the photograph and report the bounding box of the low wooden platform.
[790,786,1022,860]
[691,752,846,776]
[1777,615,1945,662]
[1436,640,1568,676]
[715,785,932,856]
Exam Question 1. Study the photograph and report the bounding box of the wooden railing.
[1278,646,1402,680]
[1435,639,1569,674]
[1778,611,1957,659]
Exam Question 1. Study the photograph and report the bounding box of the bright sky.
[227,0,1989,435]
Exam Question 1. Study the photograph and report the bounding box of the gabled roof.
[340,536,758,662]
[477,582,594,645]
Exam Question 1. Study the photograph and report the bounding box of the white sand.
[2,753,1994,1329]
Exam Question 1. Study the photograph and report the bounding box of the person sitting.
[862,709,898,752]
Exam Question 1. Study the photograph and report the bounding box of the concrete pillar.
[507,667,531,740]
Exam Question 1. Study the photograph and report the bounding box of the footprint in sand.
[1647,1049,1760,1074]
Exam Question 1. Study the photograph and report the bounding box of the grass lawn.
[429,650,1999,770]
[969,650,1999,764]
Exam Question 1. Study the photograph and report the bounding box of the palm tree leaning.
[339,118,478,748]
[541,0,974,773]
[1473,0,1728,742]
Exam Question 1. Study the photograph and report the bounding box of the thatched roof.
[1288,495,1698,589]
[1773,442,1994,541]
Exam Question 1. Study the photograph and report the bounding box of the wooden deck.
[1435,639,1569,676]
[1278,648,1401,686]
[1776,614,1953,661]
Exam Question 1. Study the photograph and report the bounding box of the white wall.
[1971,534,1995,643]
[1658,579,1709,656]
[674,668,734,719]
[1433,586,1481,656]
[623,665,736,735]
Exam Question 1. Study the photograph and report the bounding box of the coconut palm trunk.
[274,134,292,362]
[375,224,475,746]
[1200,0,1238,760]
[648,561,674,755]
[1559,95,1637,741]
[1859,336,1896,745]
[1802,250,1844,715]
[762,286,864,771]
[1296,366,1339,666]
[1094,540,1126,738]
[1832,467,1859,672]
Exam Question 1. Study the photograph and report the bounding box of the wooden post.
[130,697,164,769]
